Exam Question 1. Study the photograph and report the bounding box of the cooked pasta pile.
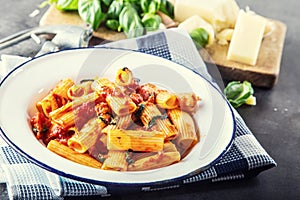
[30,67,201,171]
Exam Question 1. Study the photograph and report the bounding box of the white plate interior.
[0,48,235,185]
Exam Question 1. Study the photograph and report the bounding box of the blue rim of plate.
[0,47,236,186]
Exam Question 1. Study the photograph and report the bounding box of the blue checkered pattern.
[0,29,276,199]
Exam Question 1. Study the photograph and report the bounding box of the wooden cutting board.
[39,5,287,88]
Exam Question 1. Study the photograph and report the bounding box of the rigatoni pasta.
[67,118,106,153]
[36,78,74,117]
[107,129,164,152]
[47,140,102,169]
[30,67,201,172]
[139,102,178,140]
[168,109,199,156]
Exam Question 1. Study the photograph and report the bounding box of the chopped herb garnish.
[32,127,38,134]
[148,115,168,129]
[125,151,135,164]
[98,112,115,125]
[42,127,49,133]
[97,154,106,163]
[80,79,94,83]
[134,104,145,119]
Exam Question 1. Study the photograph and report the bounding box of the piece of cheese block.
[220,0,240,29]
[216,28,234,45]
[174,0,239,31]
[178,15,215,46]
[244,6,274,37]
[227,10,267,66]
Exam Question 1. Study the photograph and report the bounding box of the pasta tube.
[67,81,93,100]
[67,118,106,153]
[128,151,181,171]
[163,142,179,153]
[106,95,137,116]
[168,109,198,155]
[101,150,128,171]
[156,91,178,109]
[140,103,178,140]
[115,67,133,86]
[107,129,164,152]
[91,78,116,93]
[36,78,74,117]
[36,94,60,118]
[101,114,133,134]
[130,142,179,163]
[176,92,200,113]
[47,140,102,169]
[52,78,75,99]
[49,92,99,128]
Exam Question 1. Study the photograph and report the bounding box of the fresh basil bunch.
[48,0,175,38]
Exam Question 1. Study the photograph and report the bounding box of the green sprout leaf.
[189,28,209,49]
[224,81,256,108]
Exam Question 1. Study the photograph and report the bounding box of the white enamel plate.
[0,48,235,185]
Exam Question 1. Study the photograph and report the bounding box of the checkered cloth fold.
[0,28,276,200]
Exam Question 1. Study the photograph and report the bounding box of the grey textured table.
[0,0,299,200]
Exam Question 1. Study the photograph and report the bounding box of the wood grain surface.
[39,5,287,88]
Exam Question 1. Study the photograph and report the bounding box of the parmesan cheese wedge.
[178,15,215,46]
[227,10,267,65]
[174,0,240,31]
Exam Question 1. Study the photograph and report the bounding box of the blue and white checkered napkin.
[0,28,276,199]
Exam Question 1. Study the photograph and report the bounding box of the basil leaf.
[189,28,209,49]
[141,0,161,14]
[107,0,124,19]
[224,81,255,108]
[159,0,174,18]
[224,81,244,99]
[78,0,106,30]
[119,3,144,38]
[148,115,168,129]
[142,13,161,31]
[134,104,145,119]
[125,151,135,164]
[105,19,120,31]
[50,0,79,10]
